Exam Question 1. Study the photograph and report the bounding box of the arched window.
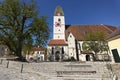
[86,55,90,61]
[58,18,61,22]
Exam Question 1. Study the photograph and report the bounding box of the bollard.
[0,59,3,64]
[6,61,9,68]
[21,64,23,73]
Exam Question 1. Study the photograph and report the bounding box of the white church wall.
[77,41,83,55]
[53,16,65,39]
[77,40,110,61]
[53,33,65,39]
[47,46,52,56]
[47,45,69,59]
[63,46,69,59]
[77,41,84,51]
[79,54,86,61]
[54,16,65,26]
[68,33,75,47]
[67,33,76,59]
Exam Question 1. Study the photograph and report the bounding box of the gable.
[68,33,75,40]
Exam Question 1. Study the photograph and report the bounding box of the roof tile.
[48,39,67,46]
[32,47,46,51]
[65,24,116,41]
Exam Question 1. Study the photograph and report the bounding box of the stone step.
[47,76,112,80]
[26,62,113,80]
[64,64,92,68]
[56,70,96,77]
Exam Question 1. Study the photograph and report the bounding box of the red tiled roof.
[104,25,116,31]
[32,47,46,51]
[48,24,116,45]
[65,24,116,41]
[48,39,67,46]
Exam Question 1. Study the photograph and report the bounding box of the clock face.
[55,22,61,27]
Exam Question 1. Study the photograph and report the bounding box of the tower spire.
[54,6,64,16]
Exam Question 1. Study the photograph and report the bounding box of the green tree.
[0,0,50,61]
[82,31,109,60]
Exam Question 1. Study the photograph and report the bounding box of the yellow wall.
[108,37,120,62]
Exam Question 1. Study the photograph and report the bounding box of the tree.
[82,31,109,60]
[0,0,50,61]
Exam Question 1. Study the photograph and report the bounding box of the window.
[62,47,64,54]
[79,43,81,51]
[58,18,61,22]
[37,51,39,54]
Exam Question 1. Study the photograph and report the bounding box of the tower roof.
[54,6,64,16]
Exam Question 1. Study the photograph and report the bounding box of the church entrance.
[86,55,90,61]
[55,51,60,61]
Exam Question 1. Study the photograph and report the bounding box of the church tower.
[53,6,65,39]
[48,6,67,61]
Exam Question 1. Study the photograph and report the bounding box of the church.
[47,6,116,61]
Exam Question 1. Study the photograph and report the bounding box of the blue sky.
[35,0,120,26]
[1,0,120,38]
[34,0,120,38]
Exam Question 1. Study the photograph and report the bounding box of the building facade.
[107,27,120,63]
[0,45,10,57]
[47,6,116,61]
[26,46,46,62]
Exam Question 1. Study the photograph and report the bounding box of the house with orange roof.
[47,6,116,61]
[26,46,46,62]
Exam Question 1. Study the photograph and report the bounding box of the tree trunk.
[94,53,98,61]
[16,40,24,61]
[15,48,23,61]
